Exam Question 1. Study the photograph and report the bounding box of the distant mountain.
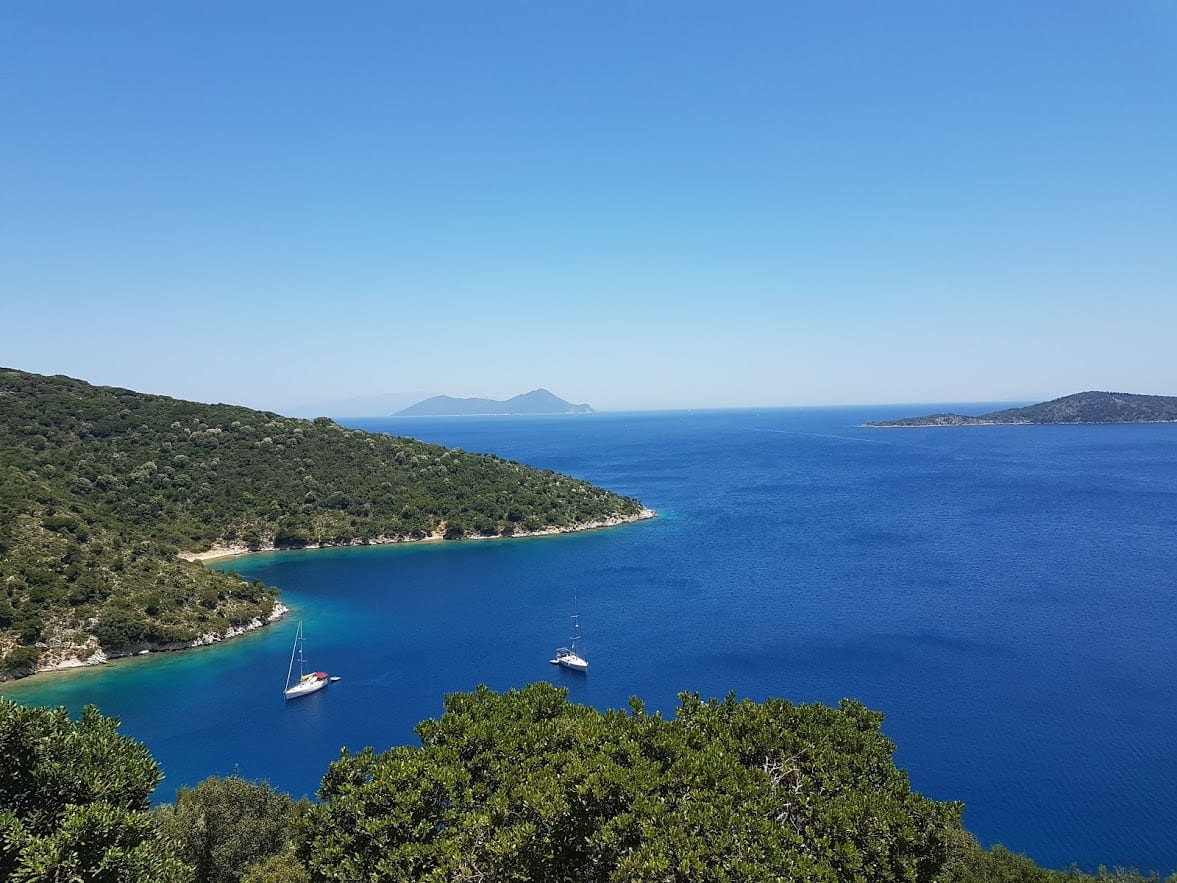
[395,388,595,417]
[866,391,1177,427]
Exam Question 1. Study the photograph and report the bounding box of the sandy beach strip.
[4,511,655,683]
[178,508,656,563]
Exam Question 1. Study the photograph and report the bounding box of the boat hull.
[552,649,588,672]
[284,672,329,699]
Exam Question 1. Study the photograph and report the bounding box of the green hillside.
[0,369,647,677]
[867,391,1177,427]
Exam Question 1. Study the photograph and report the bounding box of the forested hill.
[866,391,1177,427]
[0,368,646,678]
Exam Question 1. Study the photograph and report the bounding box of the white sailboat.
[283,619,329,699]
[550,598,588,672]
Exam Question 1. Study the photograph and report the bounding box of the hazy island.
[0,368,650,679]
[395,387,594,416]
[866,391,1177,427]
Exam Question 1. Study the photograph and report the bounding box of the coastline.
[8,510,655,683]
[14,602,292,681]
[863,421,1004,428]
[865,420,1177,428]
[178,507,658,563]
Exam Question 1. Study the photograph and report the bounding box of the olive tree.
[0,699,191,882]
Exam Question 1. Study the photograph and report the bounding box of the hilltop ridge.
[0,368,645,678]
[866,391,1177,427]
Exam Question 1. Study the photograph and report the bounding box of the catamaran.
[283,619,329,699]
[550,600,588,672]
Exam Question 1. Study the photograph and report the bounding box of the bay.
[3,407,1175,874]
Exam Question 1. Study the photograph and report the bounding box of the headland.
[866,391,1177,427]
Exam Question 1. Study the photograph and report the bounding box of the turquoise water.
[4,408,1176,874]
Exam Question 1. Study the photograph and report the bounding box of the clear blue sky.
[3,2,1175,412]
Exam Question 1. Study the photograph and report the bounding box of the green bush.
[1,645,40,676]
[157,776,303,883]
[0,700,189,882]
[300,685,961,882]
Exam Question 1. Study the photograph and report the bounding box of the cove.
[4,408,1176,875]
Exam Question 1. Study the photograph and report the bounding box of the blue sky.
[3,2,1175,413]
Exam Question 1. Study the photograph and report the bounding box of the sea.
[3,407,1175,875]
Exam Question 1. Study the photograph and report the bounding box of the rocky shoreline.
[12,603,293,681]
[9,510,655,682]
[179,508,658,562]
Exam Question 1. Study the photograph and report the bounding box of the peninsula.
[0,369,649,679]
[395,388,594,416]
[866,391,1177,427]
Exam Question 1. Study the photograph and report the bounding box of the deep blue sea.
[4,408,1176,874]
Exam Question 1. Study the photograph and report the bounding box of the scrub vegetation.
[2,690,1168,883]
[0,368,645,676]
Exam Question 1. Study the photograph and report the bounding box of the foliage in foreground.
[4,690,1173,883]
[301,683,961,881]
[0,367,645,672]
[155,776,308,883]
[0,699,189,882]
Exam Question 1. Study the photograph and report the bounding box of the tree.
[156,775,305,883]
[297,683,962,882]
[0,699,191,882]
[239,850,311,883]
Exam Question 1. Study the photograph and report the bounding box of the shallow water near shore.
[4,407,1176,874]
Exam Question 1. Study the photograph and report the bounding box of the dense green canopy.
[0,699,189,882]
[301,683,960,881]
[0,368,645,675]
[3,690,1169,883]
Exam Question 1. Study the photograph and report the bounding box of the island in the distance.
[866,391,1177,427]
[395,388,594,416]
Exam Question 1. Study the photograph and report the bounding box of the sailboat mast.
[285,620,301,692]
[570,610,581,649]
